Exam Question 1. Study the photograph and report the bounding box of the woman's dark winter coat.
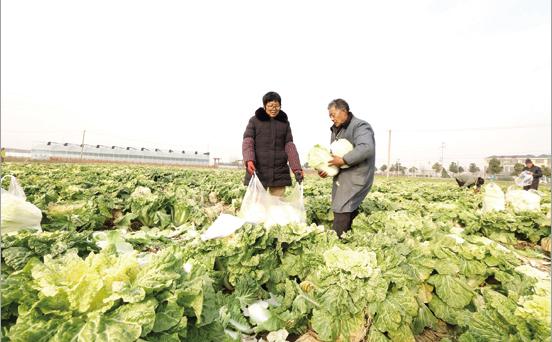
[242,108,295,187]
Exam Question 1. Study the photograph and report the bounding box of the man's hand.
[294,169,304,184]
[328,156,345,168]
[318,170,328,178]
[246,161,256,175]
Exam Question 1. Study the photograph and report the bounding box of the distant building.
[5,148,32,159]
[29,142,210,166]
[484,154,551,176]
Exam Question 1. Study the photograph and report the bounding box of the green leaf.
[464,310,513,341]
[133,247,183,294]
[50,317,87,342]
[412,303,437,335]
[434,261,460,275]
[374,290,418,333]
[459,259,487,277]
[1,258,40,320]
[142,332,181,342]
[2,247,35,270]
[388,324,415,342]
[185,321,235,342]
[77,299,157,341]
[6,310,65,342]
[153,300,185,333]
[311,309,365,342]
[428,296,470,326]
[366,327,390,342]
[457,332,478,342]
[428,274,473,309]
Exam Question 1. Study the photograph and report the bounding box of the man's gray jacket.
[330,114,375,213]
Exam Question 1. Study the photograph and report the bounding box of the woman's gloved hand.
[294,169,304,184]
[247,161,256,175]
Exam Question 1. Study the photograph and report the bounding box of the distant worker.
[0,147,5,162]
[455,172,484,191]
[522,159,542,190]
[242,91,303,196]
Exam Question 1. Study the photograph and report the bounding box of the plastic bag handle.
[0,175,14,187]
[0,175,26,200]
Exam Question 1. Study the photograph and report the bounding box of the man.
[318,99,375,237]
[455,172,484,192]
[522,159,542,190]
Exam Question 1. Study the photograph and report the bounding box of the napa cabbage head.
[307,145,339,176]
[130,186,153,198]
[264,203,304,228]
[93,230,135,255]
[330,139,354,169]
[323,246,378,278]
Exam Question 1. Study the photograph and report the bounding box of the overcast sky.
[2,0,550,169]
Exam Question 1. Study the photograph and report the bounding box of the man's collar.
[342,112,353,128]
[330,112,354,131]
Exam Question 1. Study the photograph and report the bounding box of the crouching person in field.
[455,172,485,192]
[318,99,375,237]
[242,91,304,196]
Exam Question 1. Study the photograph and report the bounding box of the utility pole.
[440,142,445,164]
[386,130,391,178]
[80,130,86,161]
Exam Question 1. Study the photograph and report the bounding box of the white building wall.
[29,142,209,165]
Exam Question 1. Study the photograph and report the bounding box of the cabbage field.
[1,163,551,342]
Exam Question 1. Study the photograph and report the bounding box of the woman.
[242,91,303,196]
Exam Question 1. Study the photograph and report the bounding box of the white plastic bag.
[240,173,270,224]
[264,184,306,228]
[482,183,505,213]
[514,171,533,187]
[200,214,246,241]
[1,175,42,234]
[239,173,306,228]
[506,186,541,212]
